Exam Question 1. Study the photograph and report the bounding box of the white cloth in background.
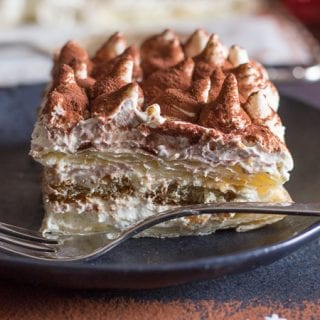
[0,15,315,87]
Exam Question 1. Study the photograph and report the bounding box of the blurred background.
[0,0,319,86]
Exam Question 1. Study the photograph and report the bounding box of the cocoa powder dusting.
[193,59,215,80]
[140,29,184,77]
[91,82,140,117]
[52,41,92,79]
[141,58,194,104]
[42,29,286,152]
[0,283,319,320]
[91,77,127,100]
[184,28,210,58]
[92,48,133,80]
[231,61,267,104]
[152,88,201,123]
[59,41,90,66]
[190,78,210,103]
[208,67,225,101]
[44,64,89,130]
[93,32,127,62]
[199,73,251,133]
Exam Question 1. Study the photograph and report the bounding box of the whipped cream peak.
[197,34,228,66]
[233,61,268,103]
[245,91,284,141]
[44,66,88,131]
[140,29,184,76]
[199,73,251,132]
[216,73,241,111]
[228,45,249,67]
[231,61,279,111]
[162,29,178,41]
[91,82,140,120]
[245,90,272,119]
[94,32,127,62]
[184,28,210,58]
[142,57,194,104]
[143,59,209,123]
[53,40,92,80]
[91,53,134,99]
[58,40,90,66]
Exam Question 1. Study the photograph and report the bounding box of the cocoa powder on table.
[0,283,319,320]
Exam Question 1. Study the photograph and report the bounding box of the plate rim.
[0,217,319,274]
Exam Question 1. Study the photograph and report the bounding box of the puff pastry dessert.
[30,29,293,237]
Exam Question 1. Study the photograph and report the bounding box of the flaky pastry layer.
[40,153,290,236]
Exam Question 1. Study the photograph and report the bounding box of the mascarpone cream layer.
[31,118,293,183]
[42,185,290,237]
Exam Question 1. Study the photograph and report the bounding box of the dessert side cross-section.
[30,29,293,237]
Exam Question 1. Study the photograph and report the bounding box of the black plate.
[0,84,320,289]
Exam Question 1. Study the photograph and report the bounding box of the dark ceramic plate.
[0,84,320,289]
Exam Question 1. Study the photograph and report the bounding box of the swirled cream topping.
[31,29,293,182]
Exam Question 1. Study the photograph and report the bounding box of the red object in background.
[282,0,320,23]
[282,0,320,42]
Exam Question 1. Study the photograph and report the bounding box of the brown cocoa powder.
[41,29,285,154]
[0,282,318,320]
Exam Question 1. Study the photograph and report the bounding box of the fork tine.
[0,239,56,260]
[0,232,56,252]
[0,222,57,244]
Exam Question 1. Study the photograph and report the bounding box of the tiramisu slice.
[30,30,293,237]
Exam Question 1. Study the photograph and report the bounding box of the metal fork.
[1,202,320,262]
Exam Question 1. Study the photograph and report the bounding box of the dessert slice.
[30,30,293,237]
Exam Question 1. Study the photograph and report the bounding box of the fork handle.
[162,202,320,217]
[76,202,320,262]
[123,202,320,238]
